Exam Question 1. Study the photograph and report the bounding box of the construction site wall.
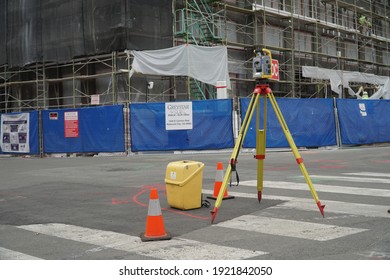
[130,99,234,152]
[2,98,390,155]
[42,105,125,153]
[337,99,390,145]
[240,98,337,148]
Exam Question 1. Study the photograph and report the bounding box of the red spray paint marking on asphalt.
[131,184,209,221]
[111,198,129,205]
[310,159,345,163]
[308,159,347,169]
[319,165,347,169]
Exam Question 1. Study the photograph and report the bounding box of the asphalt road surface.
[0,146,389,260]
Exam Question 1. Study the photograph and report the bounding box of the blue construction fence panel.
[0,111,39,154]
[42,105,125,153]
[337,99,390,145]
[241,97,337,148]
[130,99,234,152]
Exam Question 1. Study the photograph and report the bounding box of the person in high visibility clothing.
[359,15,366,34]
[362,91,369,99]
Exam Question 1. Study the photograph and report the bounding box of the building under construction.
[1,0,390,113]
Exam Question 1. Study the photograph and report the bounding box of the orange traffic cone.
[207,162,234,200]
[140,188,172,242]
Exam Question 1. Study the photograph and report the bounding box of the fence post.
[233,98,240,142]
[124,104,130,155]
[333,97,342,148]
[38,109,44,158]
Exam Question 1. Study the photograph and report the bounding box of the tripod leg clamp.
[254,154,265,160]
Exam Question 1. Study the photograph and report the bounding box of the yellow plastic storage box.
[165,160,205,210]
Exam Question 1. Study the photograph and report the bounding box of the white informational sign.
[165,102,193,130]
[359,103,367,117]
[91,94,100,105]
[1,113,30,153]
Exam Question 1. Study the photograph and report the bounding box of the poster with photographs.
[1,113,30,153]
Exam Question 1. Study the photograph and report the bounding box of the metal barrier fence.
[1,98,389,155]
[240,97,337,148]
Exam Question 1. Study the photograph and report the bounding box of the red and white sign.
[49,112,58,120]
[271,59,279,80]
[216,81,227,99]
[64,111,79,138]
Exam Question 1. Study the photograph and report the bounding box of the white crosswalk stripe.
[0,246,42,260]
[306,175,390,184]
[215,215,368,241]
[269,198,390,218]
[343,172,390,178]
[2,171,387,260]
[239,180,390,197]
[17,223,267,260]
[202,190,389,218]
[222,171,390,218]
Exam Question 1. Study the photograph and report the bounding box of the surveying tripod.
[210,49,325,223]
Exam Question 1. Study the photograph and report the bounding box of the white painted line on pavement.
[215,215,368,241]
[0,246,42,260]
[343,172,390,178]
[202,189,390,218]
[18,223,267,260]
[272,199,390,218]
[239,180,390,197]
[307,175,390,184]
[137,241,267,260]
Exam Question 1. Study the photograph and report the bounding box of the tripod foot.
[210,207,219,224]
[257,191,262,203]
[317,201,325,217]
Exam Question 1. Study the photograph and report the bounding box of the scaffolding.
[213,0,390,98]
[1,0,390,113]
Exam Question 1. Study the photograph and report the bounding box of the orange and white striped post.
[140,188,172,242]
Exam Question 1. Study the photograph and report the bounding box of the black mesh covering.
[6,0,43,67]
[0,1,7,65]
[41,0,85,62]
[1,0,173,68]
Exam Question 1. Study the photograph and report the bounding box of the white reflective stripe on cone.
[215,169,224,182]
[148,199,162,216]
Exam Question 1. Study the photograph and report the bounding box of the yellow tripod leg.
[255,95,267,202]
[267,92,325,217]
[211,93,261,223]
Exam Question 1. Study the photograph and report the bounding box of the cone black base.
[207,195,235,200]
[140,232,172,242]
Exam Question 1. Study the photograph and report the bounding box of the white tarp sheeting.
[302,66,390,99]
[129,44,231,89]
